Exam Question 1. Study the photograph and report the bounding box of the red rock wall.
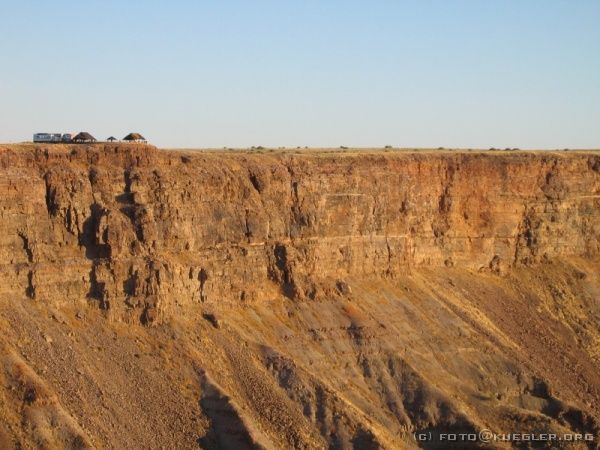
[1,144,599,323]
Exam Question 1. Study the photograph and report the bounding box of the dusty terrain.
[0,143,599,449]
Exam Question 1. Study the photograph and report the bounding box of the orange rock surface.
[0,144,599,449]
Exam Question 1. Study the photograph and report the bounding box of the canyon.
[0,143,599,449]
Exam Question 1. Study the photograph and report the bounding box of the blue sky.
[1,1,599,148]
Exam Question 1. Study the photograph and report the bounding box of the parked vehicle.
[32,132,104,143]
[33,133,64,143]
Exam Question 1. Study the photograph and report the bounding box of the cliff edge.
[2,144,599,323]
[1,144,599,449]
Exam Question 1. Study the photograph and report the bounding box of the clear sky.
[1,1,599,148]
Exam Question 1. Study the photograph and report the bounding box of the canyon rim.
[0,143,599,449]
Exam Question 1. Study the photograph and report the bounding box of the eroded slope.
[0,144,599,449]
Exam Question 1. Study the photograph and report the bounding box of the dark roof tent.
[72,132,96,142]
[123,133,146,142]
[107,136,117,142]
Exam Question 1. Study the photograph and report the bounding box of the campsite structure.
[72,132,97,143]
[123,133,146,143]
[33,131,145,143]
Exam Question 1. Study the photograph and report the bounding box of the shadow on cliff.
[79,203,110,260]
[80,203,111,309]
[196,374,263,450]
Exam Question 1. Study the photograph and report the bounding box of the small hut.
[123,133,146,143]
[72,132,96,143]
[107,136,117,142]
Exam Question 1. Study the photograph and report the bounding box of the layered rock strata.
[1,144,599,325]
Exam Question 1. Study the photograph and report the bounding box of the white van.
[33,133,66,143]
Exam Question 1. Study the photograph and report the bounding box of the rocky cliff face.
[1,144,600,449]
[1,144,599,323]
